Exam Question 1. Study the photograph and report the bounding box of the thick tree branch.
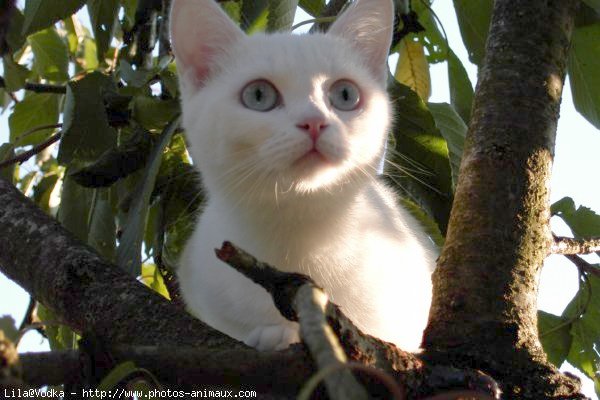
[552,236,600,255]
[0,179,499,398]
[216,242,500,400]
[423,0,585,399]
[0,177,321,396]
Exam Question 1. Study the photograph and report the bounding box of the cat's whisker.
[384,159,433,177]
[171,0,435,353]
[385,148,434,175]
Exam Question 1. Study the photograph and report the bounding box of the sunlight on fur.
[171,0,438,352]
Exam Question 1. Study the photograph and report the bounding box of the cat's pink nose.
[296,117,328,141]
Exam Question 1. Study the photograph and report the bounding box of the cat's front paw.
[244,324,300,351]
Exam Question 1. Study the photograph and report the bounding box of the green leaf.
[0,88,12,110]
[88,188,116,261]
[221,1,242,23]
[58,174,95,241]
[551,197,600,239]
[564,275,600,398]
[576,3,600,28]
[18,171,38,196]
[399,197,444,248]
[241,0,269,32]
[568,24,600,129]
[63,16,79,54]
[159,69,179,98]
[395,36,431,100]
[87,0,120,63]
[155,137,202,266]
[582,0,600,12]
[37,304,78,350]
[412,0,448,64]
[118,60,154,88]
[299,0,324,16]
[82,37,99,71]
[9,92,60,146]
[267,0,299,32]
[58,72,118,164]
[538,310,573,367]
[2,55,31,91]
[447,49,474,123]
[141,264,170,299]
[452,0,493,66]
[0,315,19,342]
[70,126,153,187]
[116,115,180,276]
[551,196,576,215]
[28,28,69,81]
[121,0,139,31]
[95,361,138,392]
[428,102,467,190]
[32,173,60,213]
[22,0,87,36]
[132,95,180,131]
[386,80,453,233]
[5,9,26,54]
[0,144,16,182]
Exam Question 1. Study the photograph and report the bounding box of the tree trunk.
[424,0,583,398]
[0,0,591,398]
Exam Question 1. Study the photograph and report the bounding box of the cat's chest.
[199,200,360,275]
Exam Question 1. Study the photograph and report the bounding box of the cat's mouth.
[293,149,330,168]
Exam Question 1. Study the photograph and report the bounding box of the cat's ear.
[170,0,244,88]
[327,0,394,84]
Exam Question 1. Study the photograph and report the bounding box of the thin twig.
[214,241,501,400]
[309,0,348,33]
[0,76,67,94]
[551,236,600,255]
[12,123,63,144]
[292,16,336,31]
[215,241,371,400]
[564,254,600,278]
[0,132,62,170]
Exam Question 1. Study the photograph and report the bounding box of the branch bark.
[0,177,316,396]
[565,254,600,278]
[0,77,67,94]
[552,236,600,255]
[0,132,62,170]
[423,1,585,399]
[0,179,497,398]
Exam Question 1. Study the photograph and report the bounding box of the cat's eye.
[241,80,280,112]
[328,80,361,111]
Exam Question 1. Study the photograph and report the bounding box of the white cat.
[170,0,437,351]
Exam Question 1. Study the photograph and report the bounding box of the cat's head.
[170,0,394,202]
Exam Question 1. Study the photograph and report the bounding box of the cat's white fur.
[170,0,437,351]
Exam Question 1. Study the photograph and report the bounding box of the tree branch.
[564,254,600,278]
[215,242,500,400]
[216,242,370,400]
[0,178,498,398]
[0,77,67,94]
[552,236,600,255]
[309,0,348,32]
[0,131,62,170]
